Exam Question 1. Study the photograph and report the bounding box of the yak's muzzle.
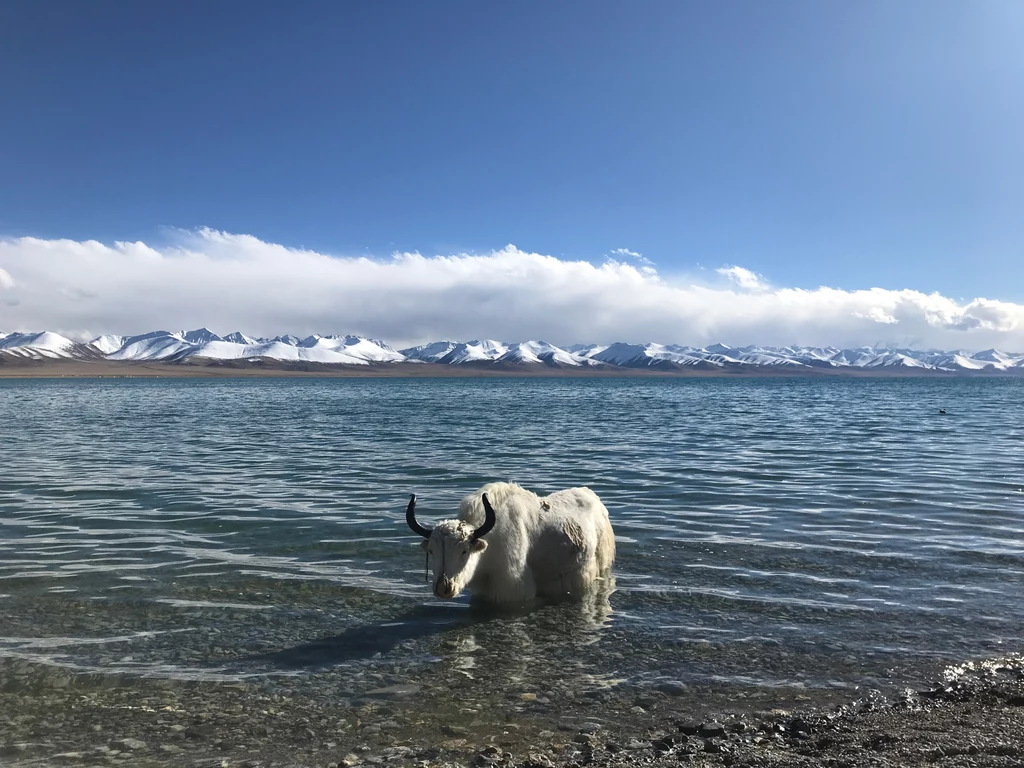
[434,575,457,599]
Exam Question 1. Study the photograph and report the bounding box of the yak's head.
[406,493,496,600]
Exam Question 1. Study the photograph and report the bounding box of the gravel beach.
[2,656,1022,768]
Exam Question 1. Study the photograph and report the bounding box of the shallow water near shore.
[2,376,1023,755]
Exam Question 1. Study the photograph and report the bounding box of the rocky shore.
[2,656,1022,768]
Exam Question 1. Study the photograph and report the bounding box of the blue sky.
[1,2,1023,347]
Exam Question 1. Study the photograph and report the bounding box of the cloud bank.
[716,265,767,291]
[1,229,1022,351]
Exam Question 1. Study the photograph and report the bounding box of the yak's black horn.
[406,494,432,538]
[472,493,497,540]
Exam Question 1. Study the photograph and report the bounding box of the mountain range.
[1,328,1023,374]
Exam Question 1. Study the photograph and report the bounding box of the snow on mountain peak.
[3,329,1023,373]
[500,340,586,366]
[108,330,193,361]
[89,334,127,355]
[183,328,223,344]
[0,331,82,359]
[401,340,459,362]
[223,331,259,345]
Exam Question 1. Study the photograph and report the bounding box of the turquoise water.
[1,376,1023,716]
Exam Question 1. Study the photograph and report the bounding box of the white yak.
[405,482,616,604]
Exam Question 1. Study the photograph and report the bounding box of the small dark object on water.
[939,409,946,415]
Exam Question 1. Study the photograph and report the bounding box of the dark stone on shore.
[786,717,813,737]
[676,719,701,735]
[729,720,749,733]
[703,738,725,753]
[473,745,513,766]
[651,735,676,752]
[699,721,726,738]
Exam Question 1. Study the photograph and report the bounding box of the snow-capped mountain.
[183,327,223,344]
[400,340,460,363]
[0,331,98,360]
[2,328,1023,373]
[587,343,715,369]
[401,339,509,365]
[89,334,127,355]
[223,331,259,345]
[81,330,406,366]
[498,340,601,367]
[296,335,405,363]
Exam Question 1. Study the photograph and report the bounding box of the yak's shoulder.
[458,482,538,527]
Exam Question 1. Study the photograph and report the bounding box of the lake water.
[2,376,1023,738]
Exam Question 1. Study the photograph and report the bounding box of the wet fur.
[447,482,616,604]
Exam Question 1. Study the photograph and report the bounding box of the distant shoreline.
[0,359,1018,379]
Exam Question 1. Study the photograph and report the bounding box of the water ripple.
[1,376,1022,697]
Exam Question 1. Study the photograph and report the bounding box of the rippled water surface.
[2,376,1023,724]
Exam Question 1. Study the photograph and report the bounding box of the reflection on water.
[249,576,614,674]
[1,376,1023,728]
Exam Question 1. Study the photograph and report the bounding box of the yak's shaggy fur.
[420,482,616,604]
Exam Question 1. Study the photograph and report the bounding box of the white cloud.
[854,306,898,325]
[610,247,652,266]
[0,266,15,290]
[717,265,767,291]
[0,229,1022,351]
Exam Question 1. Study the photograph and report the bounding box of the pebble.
[677,720,702,735]
[704,738,724,754]
[700,721,726,738]
[118,738,147,751]
[651,736,676,752]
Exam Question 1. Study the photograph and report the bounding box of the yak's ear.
[471,539,488,553]
[420,539,430,551]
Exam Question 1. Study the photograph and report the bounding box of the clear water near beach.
[1,376,1022,738]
